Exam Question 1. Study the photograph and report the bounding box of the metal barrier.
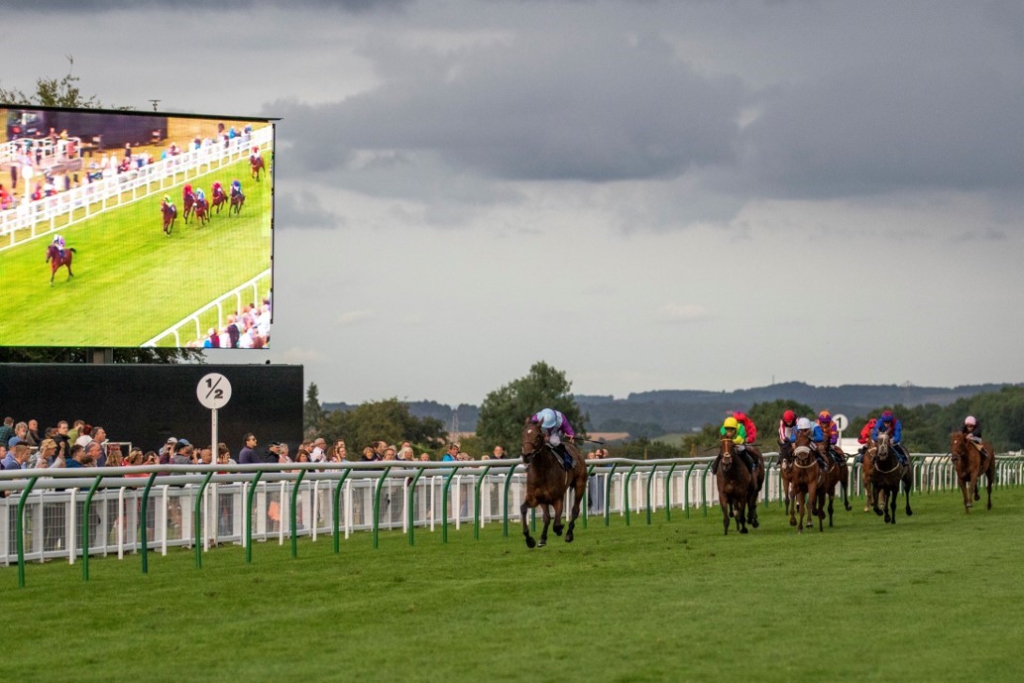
[2,454,1022,586]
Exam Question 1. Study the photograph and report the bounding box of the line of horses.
[162,182,245,236]
[515,419,997,549]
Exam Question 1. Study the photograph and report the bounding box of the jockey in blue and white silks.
[530,408,576,470]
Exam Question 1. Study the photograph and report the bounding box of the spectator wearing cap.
[159,437,177,465]
[238,433,260,464]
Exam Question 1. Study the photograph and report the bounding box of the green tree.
[476,361,588,453]
[1,59,199,364]
[316,398,446,458]
[303,382,325,438]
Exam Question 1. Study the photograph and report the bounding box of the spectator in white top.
[310,438,327,463]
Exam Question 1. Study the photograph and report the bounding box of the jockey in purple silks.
[530,408,576,471]
[52,233,66,258]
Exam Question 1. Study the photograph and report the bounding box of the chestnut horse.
[716,439,758,535]
[819,422,852,526]
[45,244,75,285]
[230,190,245,215]
[520,420,588,548]
[161,201,177,235]
[788,431,824,532]
[860,445,875,512]
[950,432,995,513]
[251,154,266,181]
[778,440,797,518]
[211,188,229,214]
[870,433,913,524]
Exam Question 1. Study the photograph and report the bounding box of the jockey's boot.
[736,449,755,474]
[711,455,721,475]
[555,444,573,471]
[855,447,866,464]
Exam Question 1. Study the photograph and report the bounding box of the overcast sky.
[4,0,1024,405]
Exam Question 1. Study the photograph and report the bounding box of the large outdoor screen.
[0,106,274,348]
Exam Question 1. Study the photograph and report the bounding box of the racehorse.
[193,197,210,226]
[230,191,245,215]
[183,191,195,223]
[519,420,588,548]
[778,440,797,518]
[950,432,995,513]
[788,430,824,532]
[819,422,852,526]
[45,244,75,285]
[870,433,913,524]
[161,201,177,235]
[250,154,266,181]
[211,189,229,214]
[716,438,758,535]
[860,445,875,512]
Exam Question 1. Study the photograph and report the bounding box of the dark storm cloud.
[274,190,343,229]
[738,59,1024,199]
[269,31,746,183]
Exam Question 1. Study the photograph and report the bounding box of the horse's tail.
[69,247,77,254]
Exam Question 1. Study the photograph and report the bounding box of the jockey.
[231,179,243,198]
[961,416,988,463]
[816,410,843,465]
[212,181,224,198]
[790,416,830,471]
[777,410,798,445]
[712,416,755,474]
[530,408,576,471]
[856,418,877,463]
[872,411,909,466]
[733,412,757,444]
[183,184,193,203]
[52,233,66,258]
[195,186,206,204]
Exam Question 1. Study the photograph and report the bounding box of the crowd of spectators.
[186,298,272,349]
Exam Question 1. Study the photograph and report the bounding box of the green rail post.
[604,463,620,527]
[623,464,639,526]
[82,475,105,582]
[16,476,40,588]
[684,462,696,519]
[701,463,712,518]
[193,471,215,569]
[372,466,393,550]
[503,463,520,538]
[441,465,459,544]
[664,462,679,521]
[139,472,158,575]
[289,469,308,558]
[245,471,264,564]
[583,465,596,529]
[645,464,659,525]
[332,469,352,554]
[473,466,492,540]
[407,467,428,546]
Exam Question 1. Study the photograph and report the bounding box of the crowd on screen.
[184,297,272,349]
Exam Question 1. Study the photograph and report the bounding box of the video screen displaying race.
[0,106,274,349]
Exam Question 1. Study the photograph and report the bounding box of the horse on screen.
[46,243,75,285]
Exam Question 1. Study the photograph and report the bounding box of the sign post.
[833,413,848,441]
[197,373,232,545]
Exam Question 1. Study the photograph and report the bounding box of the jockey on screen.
[231,179,243,198]
[195,186,206,204]
[212,181,224,199]
[530,408,576,471]
[778,410,798,446]
[52,234,66,258]
[872,411,909,466]
[183,183,193,203]
[790,416,830,471]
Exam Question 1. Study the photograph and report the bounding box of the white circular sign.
[22,165,34,180]
[833,414,849,431]
[197,373,232,410]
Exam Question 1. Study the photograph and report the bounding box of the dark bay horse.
[230,191,245,215]
[45,244,75,285]
[860,445,875,512]
[778,440,797,518]
[161,201,177,235]
[789,431,824,532]
[870,433,913,524]
[819,423,852,526]
[950,432,995,513]
[251,155,266,181]
[520,420,588,548]
[716,439,757,535]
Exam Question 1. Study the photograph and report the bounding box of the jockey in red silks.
[733,412,757,444]
[183,183,194,204]
[212,181,224,199]
[778,410,798,445]
[855,418,876,463]
[530,408,576,471]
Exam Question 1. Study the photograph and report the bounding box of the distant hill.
[323,381,1016,437]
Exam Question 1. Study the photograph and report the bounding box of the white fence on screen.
[141,269,271,348]
[0,126,272,248]
[3,454,1024,568]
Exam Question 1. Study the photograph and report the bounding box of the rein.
[792,444,817,469]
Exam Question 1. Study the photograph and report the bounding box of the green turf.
[3,488,1022,682]
[0,159,272,346]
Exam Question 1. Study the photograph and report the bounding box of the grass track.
[3,488,1023,682]
[0,158,271,346]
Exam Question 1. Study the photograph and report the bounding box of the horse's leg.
[736,496,748,534]
[520,501,536,549]
[827,491,834,528]
[958,471,971,513]
[552,496,565,537]
[904,472,913,517]
[536,504,552,547]
[564,477,584,543]
[747,487,759,529]
[986,462,994,510]
[720,493,730,535]
[842,466,852,511]
[788,482,797,527]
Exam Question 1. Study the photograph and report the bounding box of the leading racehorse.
[716,438,758,535]
[520,419,588,548]
[870,433,913,524]
[789,430,824,532]
[45,244,75,285]
[161,200,177,235]
[950,432,995,513]
[251,154,266,181]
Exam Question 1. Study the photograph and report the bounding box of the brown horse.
[819,423,852,526]
[161,201,177,235]
[251,154,266,181]
[211,188,229,214]
[520,420,588,548]
[716,439,757,535]
[870,433,913,524]
[950,432,995,513]
[193,197,210,226]
[788,431,824,532]
[859,444,876,512]
[183,191,196,223]
[45,244,75,285]
[230,190,245,215]
[778,440,797,518]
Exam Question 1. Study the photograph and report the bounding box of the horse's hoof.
[537,540,546,548]
[750,520,759,529]
[906,509,913,517]
[789,518,796,527]
[553,526,564,537]
[525,537,536,549]
[565,533,574,543]
[740,527,748,534]
[874,508,883,516]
